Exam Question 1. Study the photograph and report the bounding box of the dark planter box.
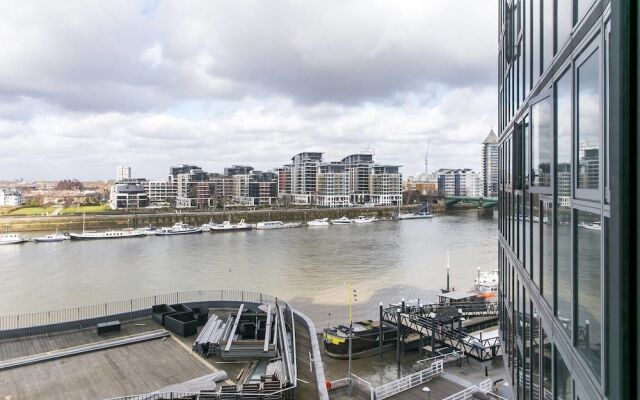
[189,304,210,326]
[165,312,198,337]
[152,304,177,326]
[169,303,193,314]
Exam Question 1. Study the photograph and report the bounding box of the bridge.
[444,196,498,209]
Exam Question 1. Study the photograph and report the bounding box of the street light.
[422,386,431,400]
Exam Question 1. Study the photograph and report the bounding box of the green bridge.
[444,196,498,209]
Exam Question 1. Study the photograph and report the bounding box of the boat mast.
[82,213,86,234]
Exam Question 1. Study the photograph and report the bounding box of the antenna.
[424,138,430,176]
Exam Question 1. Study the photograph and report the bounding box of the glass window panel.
[576,0,595,24]
[542,200,553,306]
[522,194,527,263]
[523,294,530,399]
[531,308,541,400]
[604,22,611,203]
[532,0,540,84]
[577,48,600,191]
[555,350,573,400]
[531,194,540,286]
[531,97,552,187]
[576,209,602,380]
[557,0,572,49]
[542,328,552,400]
[542,0,554,71]
[556,70,572,203]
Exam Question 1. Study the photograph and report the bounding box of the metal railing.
[0,289,280,339]
[105,386,295,400]
[372,360,443,400]
[441,378,492,400]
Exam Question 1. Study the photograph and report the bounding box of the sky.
[0,0,498,181]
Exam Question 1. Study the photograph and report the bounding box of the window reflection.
[531,97,552,187]
[531,194,540,286]
[542,0,553,71]
[576,209,602,380]
[557,0,572,49]
[555,351,573,400]
[577,48,600,191]
[542,328,552,400]
[542,200,553,306]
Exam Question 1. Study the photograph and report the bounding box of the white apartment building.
[0,189,24,206]
[142,180,176,205]
[117,165,132,181]
[316,164,350,207]
[369,165,403,205]
[109,182,149,209]
[481,129,499,198]
[437,168,483,197]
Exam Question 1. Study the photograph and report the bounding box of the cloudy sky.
[0,1,497,181]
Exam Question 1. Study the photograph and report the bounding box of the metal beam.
[263,303,272,352]
[224,303,244,352]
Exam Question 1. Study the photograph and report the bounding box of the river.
[0,211,497,329]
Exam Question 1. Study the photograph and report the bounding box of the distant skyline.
[0,1,497,181]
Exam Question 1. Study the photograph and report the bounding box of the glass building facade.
[498,0,637,399]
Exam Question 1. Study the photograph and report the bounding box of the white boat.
[398,211,434,220]
[156,222,202,235]
[578,221,601,231]
[0,233,27,245]
[475,269,499,293]
[352,215,377,224]
[200,222,213,232]
[331,216,352,225]
[69,230,146,240]
[255,221,302,230]
[210,219,253,232]
[307,218,330,227]
[135,225,158,235]
[33,233,68,243]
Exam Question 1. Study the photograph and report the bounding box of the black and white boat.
[398,211,434,220]
[156,222,202,235]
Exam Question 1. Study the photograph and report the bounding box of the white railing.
[442,378,492,400]
[373,360,444,400]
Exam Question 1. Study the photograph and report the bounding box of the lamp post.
[346,283,357,396]
[422,387,431,400]
[446,251,450,292]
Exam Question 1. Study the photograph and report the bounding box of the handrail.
[373,361,443,400]
[0,289,279,335]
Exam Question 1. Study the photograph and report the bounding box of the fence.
[442,378,492,400]
[0,289,281,339]
[104,386,296,400]
[372,360,444,400]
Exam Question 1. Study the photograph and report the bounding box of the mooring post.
[396,308,401,373]
[379,303,384,360]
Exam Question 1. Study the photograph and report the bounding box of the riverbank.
[0,205,448,232]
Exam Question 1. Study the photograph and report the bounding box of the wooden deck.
[0,336,213,399]
[293,318,320,400]
[0,317,163,361]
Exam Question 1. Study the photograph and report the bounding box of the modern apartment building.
[290,152,323,204]
[175,167,215,208]
[275,165,292,199]
[341,153,375,204]
[116,165,131,181]
[0,189,24,206]
[497,1,637,399]
[109,180,148,209]
[482,129,499,198]
[142,180,176,205]
[316,164,350,207]
[369,165,402,205]
[436,168,483,197]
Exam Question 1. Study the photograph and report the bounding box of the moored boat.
[330,216,352,225]
[398,211,434,220]
[255,221,302,230]
[135,225,158,235]
[578,221,601,231]
[33,233,68,243]
[352,215,377,224]
[210,219,253,232]
[69,230,146,240]
[0,233,27,245]
[156,222,202,235]
[323,320,398,359]
[307,218,329,227]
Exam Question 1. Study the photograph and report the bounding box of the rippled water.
[0,212,497,328]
